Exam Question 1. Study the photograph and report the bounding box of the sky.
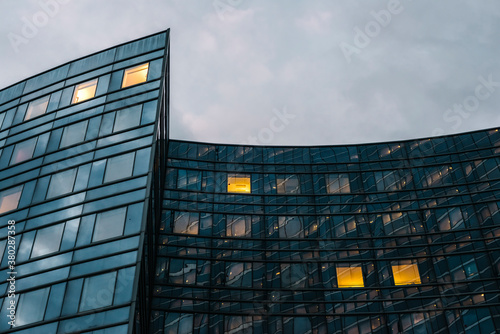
[0,0,499,146]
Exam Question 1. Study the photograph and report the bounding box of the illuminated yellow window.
[72,79,98,104]
[227,174,251,193]
[392,262,421,285]
[122,63,149,88]
[336,265,364,288]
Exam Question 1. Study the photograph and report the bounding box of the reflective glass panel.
[31,223,64,258]
[47,168,77,198]
[104,152,135,183]
[25,95,50,120]
[15,288,50,326]
[11,138,37,164]
[173,211,199,235]
[80,272,117,311]
[0,185,23,214]
[326,173,350,194]
[60,120,88,148]
[93,207,127,242]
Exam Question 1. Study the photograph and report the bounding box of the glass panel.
[226,215,250,237]
[25,95,50,120]
[80,272,117,312]
[72,79,98,104]
[114,105,142,132]
[173,211,199,235]
[60,120,88,148]
[336,265,364,288]
[227,174,251,193]
[0,185,23,214]
[104,152,135,183]
[16,288,50,326]
[278,216,303,238]
[11,138,37,164]
[392,261,421,285]
[326,173,350,194]
[31,223,64,258]
[277,175,300,194]
[93,207,127,242]
[47,168,77,198]
[122,63,149,88]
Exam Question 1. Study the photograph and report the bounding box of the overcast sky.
[1,0,499,146]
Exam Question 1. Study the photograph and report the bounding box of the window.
[25,95,50,120]
[104,152,135,183]
[336,265,364,288]
[177,169,202,191]
[281,263,307,288]
[80,272,117,312]
[226,215,251,237]
[227,174,251,193]
[93,207,127,242]
[326,173,350,194]
[114,105,142,132]
[277,174,300,194]
[173,211,199,235]
[10,138,37,165]
[169,259,197,284]
[392,261,421,285]
[60,120,88,148]
[72,79,98,104]
[0,185,23,214]
[226,262,252,287]
[278,216,304,238]
[122,63,149,88]
[31,223,64,258]
[47,168,77,199]
[15,288,50,326]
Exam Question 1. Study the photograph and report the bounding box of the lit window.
[93,207,127,242]
[25,95,50,120]
[173,211,199,235]
[336,265,364,288]
[11,138,37,165]
[277,174,300,194]
[326,174,350,194]
[227,174,251,193]
[122,63,149,88]
[31,223,64,258]
[0,185,23,214]
[226,215,251,237]
[72,79,98,104]
[104,152,135,183]
[392,261,421,285]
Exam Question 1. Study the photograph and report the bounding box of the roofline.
[0,28,171,93]
[169,125,500,149]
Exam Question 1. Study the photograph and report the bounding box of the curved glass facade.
[152,130,500,333]
[1,31,500,334]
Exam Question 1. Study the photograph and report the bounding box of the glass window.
[114,105,142,132]
[104,152,135,183]
[392,261,421,285]
[25,95,50,120]
[60,120,88,148]
[80,271,117,312]
[177,169,202,191]
[281,263,307,288]
[15,288,50,326]
[173,211,199,235]
[72,79,98,104]
[11,138,37,165]
[31,223,64,258]
[326,173,350,194]
[47,168,77,199]
[336,265,364,288]
[0,185,23,214]
[278,216,304,238]
[227,174,251,193]
[226,215,251,237]
[122,63,149,88]
[277,174,300,194]
[93,207,127,242]
[169,259,197,285]
[226,262,252,287]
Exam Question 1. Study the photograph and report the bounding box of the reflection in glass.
[0,185,23,214]
[60,120,88,148]
[93,207,127,242]
[104,152,135,183]
[25,95,50,120]
[80,271,117,311]
[173,211,199,235]
[47,168,77,198]
[11,138,37,164]
[15,288,50,326]
[31,223,64,258]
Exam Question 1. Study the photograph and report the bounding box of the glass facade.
[1,30,500,334]
[0,31,169,333]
